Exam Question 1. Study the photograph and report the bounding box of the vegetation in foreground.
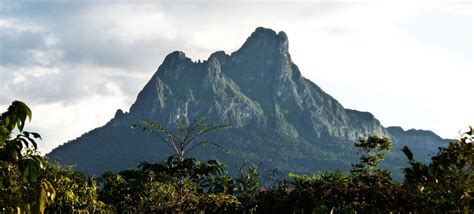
[1,101,472,213]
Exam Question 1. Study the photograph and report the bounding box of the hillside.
[48,27,448,177]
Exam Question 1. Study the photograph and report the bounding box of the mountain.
[48,27,449,178]
[386,126,448,162]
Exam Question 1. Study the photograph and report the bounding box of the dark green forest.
[1,101,472,213]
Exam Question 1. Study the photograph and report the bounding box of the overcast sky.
[0,0,472,153]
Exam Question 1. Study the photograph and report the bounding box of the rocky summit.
[48,27,448,177]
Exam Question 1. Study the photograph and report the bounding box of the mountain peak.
[250,27,288,42]
[162,51,191,66]
[208,51,229,61]
[165,50,187,59]
[239,27,289,52]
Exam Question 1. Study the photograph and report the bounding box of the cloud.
[0,64,148,106]
[0,18,61,66]
[0,0,348,106]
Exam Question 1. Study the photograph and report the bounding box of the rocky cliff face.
[48,27,447,177]
[129,27,386,139]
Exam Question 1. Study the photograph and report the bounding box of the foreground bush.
[44,163,112,213]
[99,157,241,213]
[1,101,55,213]
[1,101,472,213]
[1,101,112,213]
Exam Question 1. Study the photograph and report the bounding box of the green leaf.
[27,137,38,150]
[18,157,42,183]
[30,132,42,140]
[2,100,32,132]
[15,100,32,122]
[19,137,31,148]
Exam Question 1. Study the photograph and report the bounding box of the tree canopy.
[1,101,472,213]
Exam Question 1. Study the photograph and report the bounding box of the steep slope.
[48,27,447,177]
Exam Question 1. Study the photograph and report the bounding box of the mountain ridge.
[48,27,449,178]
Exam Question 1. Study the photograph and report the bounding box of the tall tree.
[133,116,228,161]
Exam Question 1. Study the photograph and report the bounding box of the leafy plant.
[99,157,240,213]
[44,162,111,213]
[403,126,473,212]
[101,117,238,212]
[235,161,261,212]
[133,116,228,161]
[351,136,392,176]
[0,101,55,213]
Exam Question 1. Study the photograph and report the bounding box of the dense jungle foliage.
[1,101,472,213]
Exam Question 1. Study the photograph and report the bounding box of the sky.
[0,0,472,154]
